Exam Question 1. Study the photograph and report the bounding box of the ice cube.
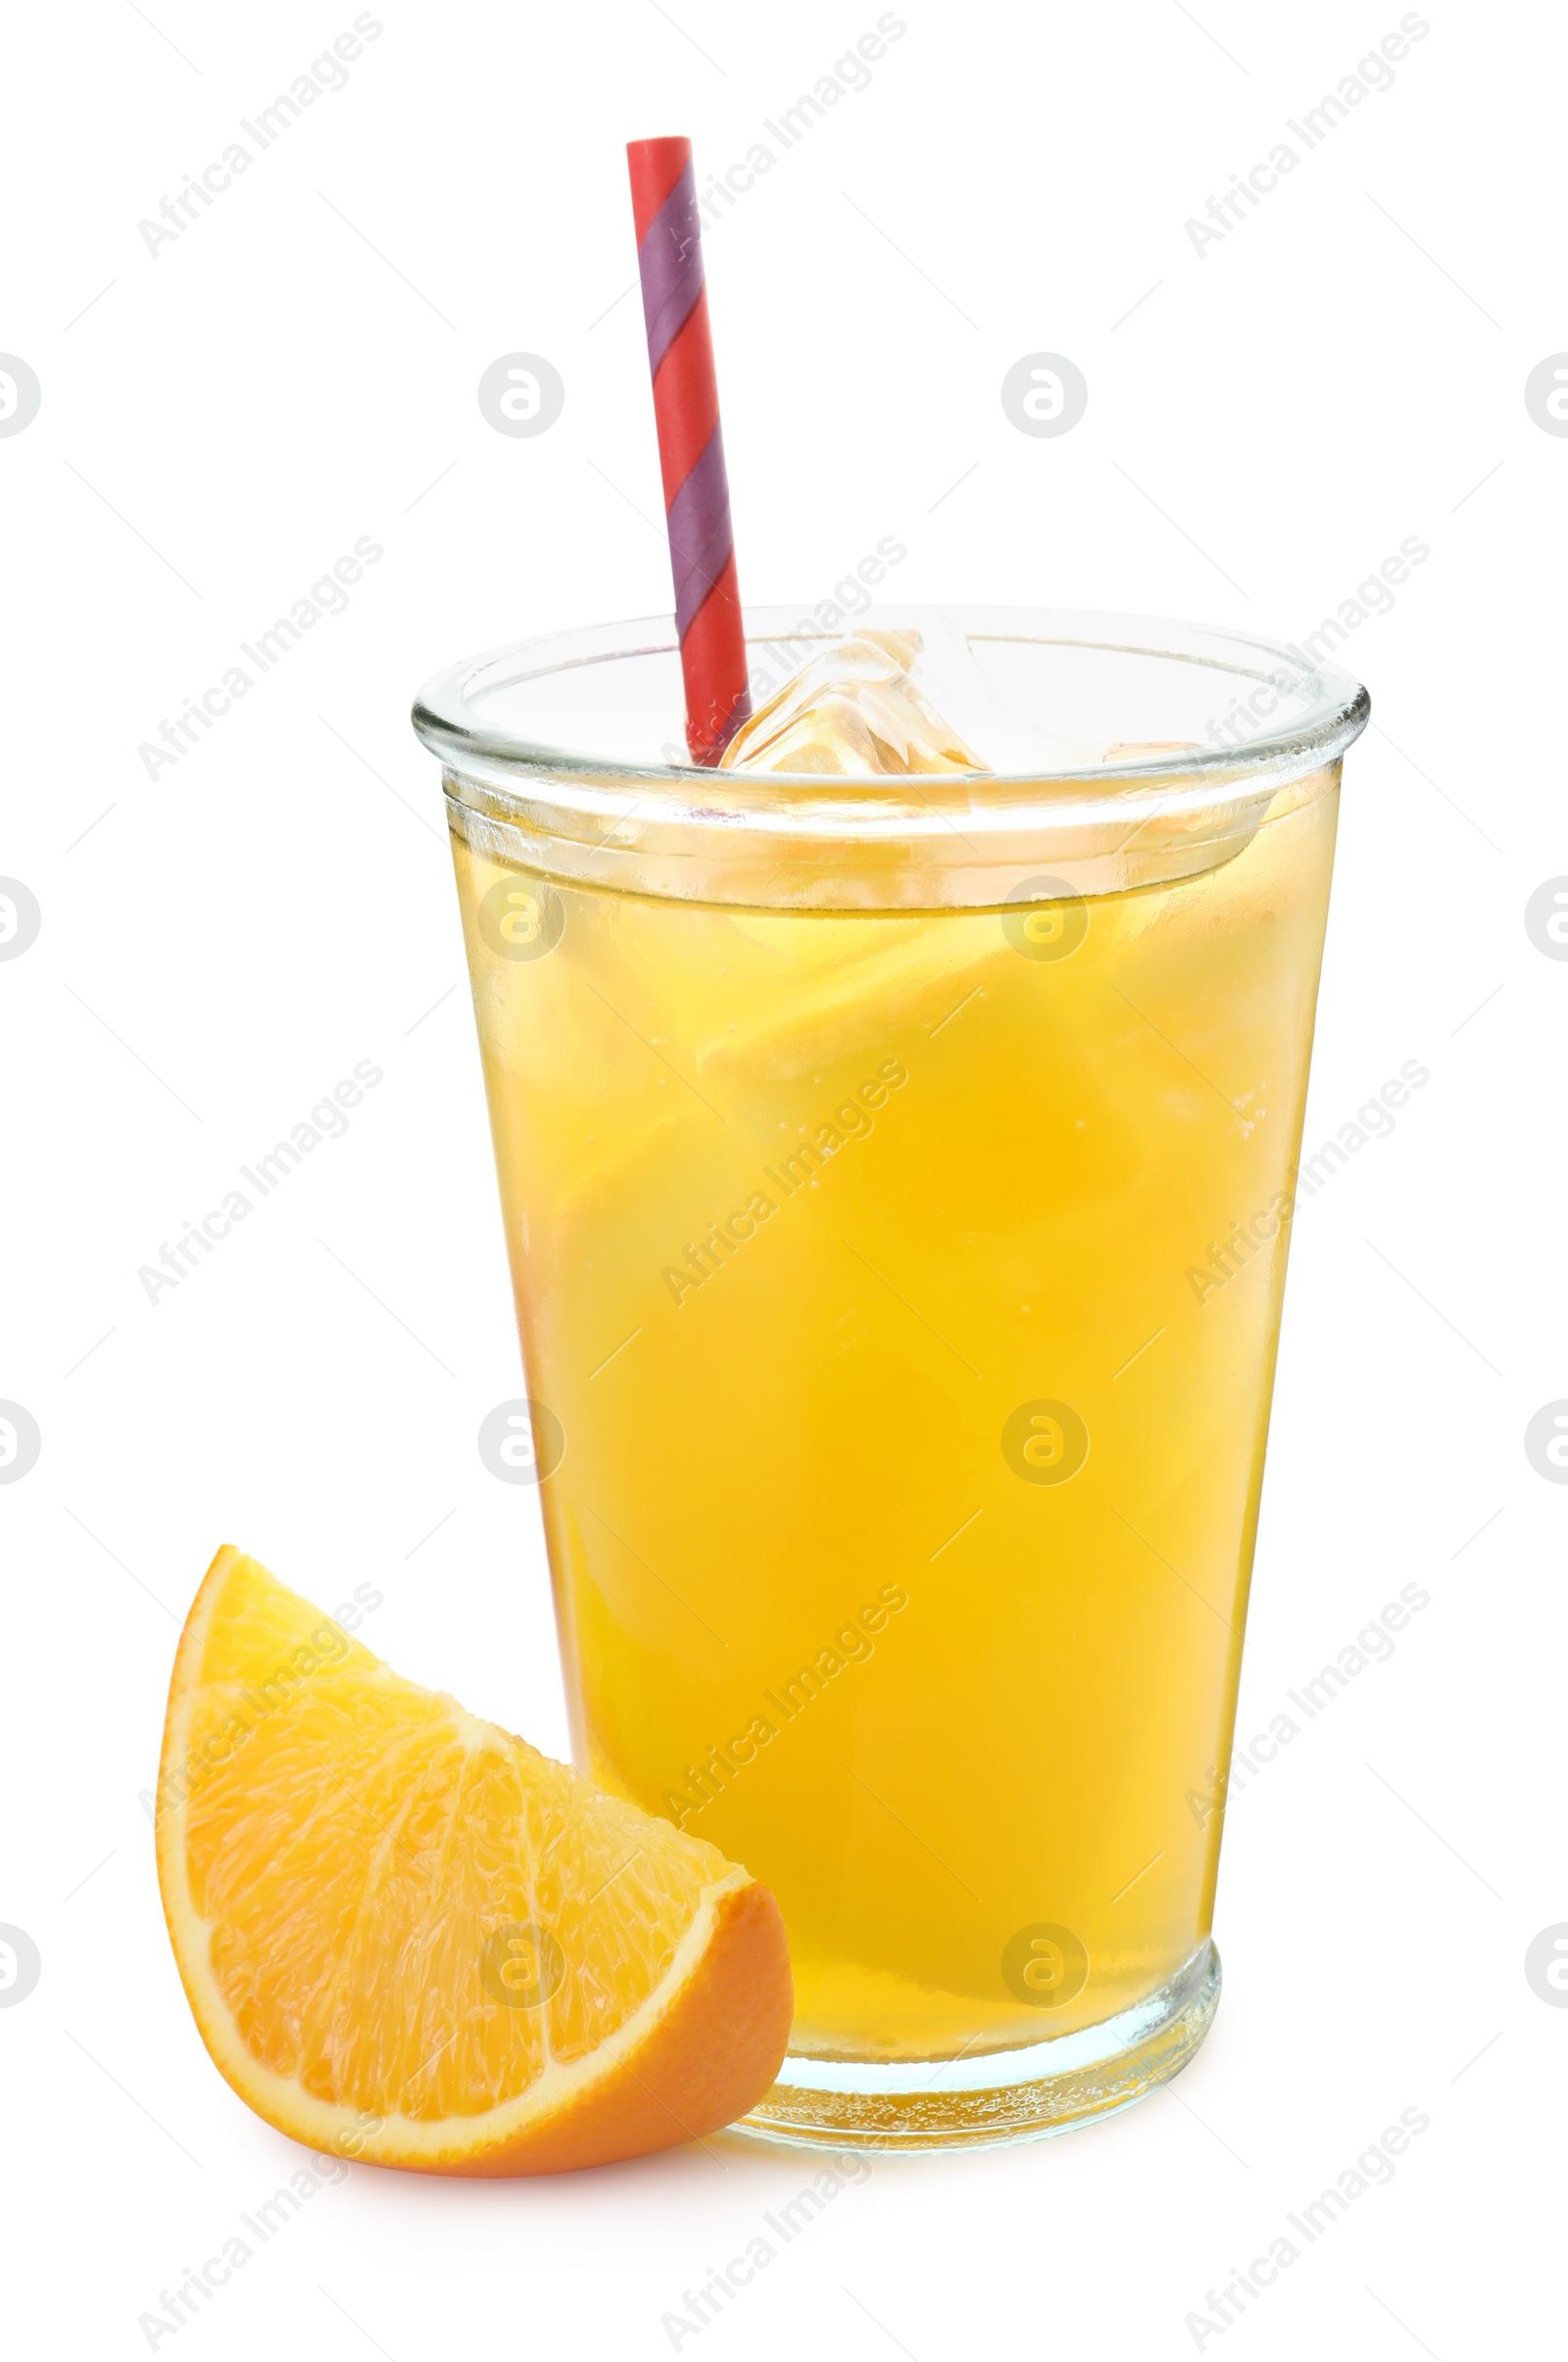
[720,629,991,777]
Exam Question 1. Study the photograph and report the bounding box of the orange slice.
[155,1547,791,2174]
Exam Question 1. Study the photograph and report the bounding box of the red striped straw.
[626,136,752,765]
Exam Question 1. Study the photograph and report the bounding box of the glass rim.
[411,603,1370,799]
[415,605,1367,910]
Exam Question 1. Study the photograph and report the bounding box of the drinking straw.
[626,136,752,764]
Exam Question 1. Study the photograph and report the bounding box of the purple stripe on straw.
[666,423,735,639]
[636,159,706,375]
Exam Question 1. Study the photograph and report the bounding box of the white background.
[3,1,1562,2354]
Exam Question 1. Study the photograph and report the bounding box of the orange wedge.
[155,1547,791,2174]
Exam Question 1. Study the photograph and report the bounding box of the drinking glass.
[413,607,1367,2148]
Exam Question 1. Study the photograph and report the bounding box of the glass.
[413,606,1368,2149]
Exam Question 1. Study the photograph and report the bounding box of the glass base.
[737,1940,1220,2153]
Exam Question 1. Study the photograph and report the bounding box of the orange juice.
[450,767,1339,2067]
